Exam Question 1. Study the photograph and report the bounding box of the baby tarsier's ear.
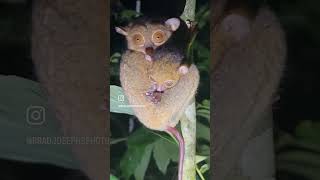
[165,18,181,31]
[178,65,189,75]
[115,26,128,36]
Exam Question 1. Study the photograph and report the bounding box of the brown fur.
[120,51,199,131]
[147,54,182,90]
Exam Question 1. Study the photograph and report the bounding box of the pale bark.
[180,0,197,179]
[180,100,197,180]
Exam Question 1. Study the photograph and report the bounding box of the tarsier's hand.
[120,51,199,131]
[145,83,163,104]
[145,90,163,104]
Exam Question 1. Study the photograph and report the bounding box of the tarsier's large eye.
[132,33,145,46]
[164,80,174,88]
[152,30,165,44]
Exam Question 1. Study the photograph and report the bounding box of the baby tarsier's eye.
[164,80,174,88]
[132,33,145,46]
[152,30,165,44]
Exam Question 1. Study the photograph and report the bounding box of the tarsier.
[146,55,184,103]
[116,17,199,180]
[116,17,191,103]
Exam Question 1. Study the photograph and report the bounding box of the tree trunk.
[31,1,108,180]
[211,1,286,179]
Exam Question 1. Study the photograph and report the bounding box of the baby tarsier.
[117,16,199,180]
[116,17,191,104]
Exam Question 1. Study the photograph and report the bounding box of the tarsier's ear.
[115,26,128,36]
[165,18,180,31]
[178,65,189,75]
[220,14,251,41]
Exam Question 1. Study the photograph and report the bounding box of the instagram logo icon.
[26,105,46,125]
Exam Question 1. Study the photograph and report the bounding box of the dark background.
[0,0,319,180]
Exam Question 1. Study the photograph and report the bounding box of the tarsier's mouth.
[145,47,154,55]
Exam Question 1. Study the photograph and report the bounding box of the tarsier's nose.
[145,47,154,55]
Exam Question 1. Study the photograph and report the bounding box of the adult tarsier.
[116,17,199,180]
[116,17,192,103]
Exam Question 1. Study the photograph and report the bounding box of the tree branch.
[180,0,197,179]
[180,0,196,22]
[180,99,197,180]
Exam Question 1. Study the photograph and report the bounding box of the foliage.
[110,85,134,115]
[110,85,210,179]
[119,128,178,180]
[276,121,320,180]
[110,174,119,180]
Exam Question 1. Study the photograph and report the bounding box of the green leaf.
[120,146,148,180]
[110,85,135,115]
[195,3,209,29]
[120,10,140,21]
[276,121,320,179]
[110,174,119,180]
[119,128,158,179]
[198,144,210,156]
[199,164,209,174]
[134,144,153,180]
[120,127,181,178]
[196,122,210,141]
[196,155,208,164]
[153,138,179,174]
[278,150,320,167]
[127,128,158,146]
[196,99,210,121]
[295,121,320,142]
[276,132,320,153]
[110,52,121,63]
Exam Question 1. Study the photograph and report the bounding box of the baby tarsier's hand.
[145,90,163,104]
[145,83,163,104]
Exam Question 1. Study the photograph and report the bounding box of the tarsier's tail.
[165,126,185,180]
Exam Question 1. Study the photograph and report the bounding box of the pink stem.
[166,126,185,180]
